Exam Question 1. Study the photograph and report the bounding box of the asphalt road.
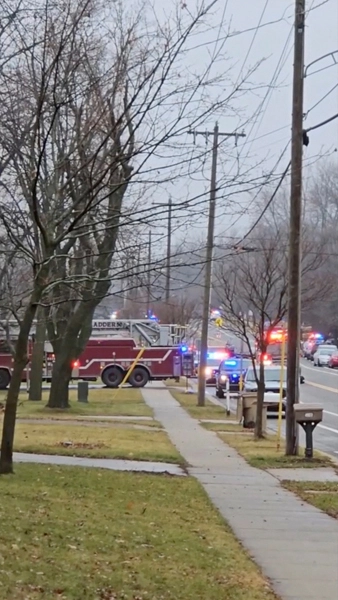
[204,359,338,459]
[206,325,338,457]
[297,359,338,457]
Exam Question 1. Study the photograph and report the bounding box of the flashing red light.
[269,331,282,342]
[72,360,80,368]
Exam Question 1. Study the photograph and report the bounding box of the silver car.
[313,345,338,367]
[244,365,287,414]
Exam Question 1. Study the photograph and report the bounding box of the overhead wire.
[305,83,338,118]
[234,111,338,246]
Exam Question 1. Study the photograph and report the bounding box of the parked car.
[310,341,336,361]
[244,365,287,414]
[215,357,252,398]
[313,346,338,366]
[303,340,316,359]
[328,353,338,368]
[243,365,304,414]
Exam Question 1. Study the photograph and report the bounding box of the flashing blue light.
[232,373,239,379]
[181,345,188,353]
[225,360,237,367]
[315,333,323,339]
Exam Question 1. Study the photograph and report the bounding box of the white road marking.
[318,424,338,435]
[304,380,338,394]
[298,398,338,418]
[301,363,338,377]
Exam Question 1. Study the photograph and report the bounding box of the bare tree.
[153,295,201,327]
[215,230,289,439]
[0,0,253,472]
[215,218,330,439]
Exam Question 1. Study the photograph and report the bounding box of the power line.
[306,112,338,133]
[305,83,338,117]
[234,0,270,86]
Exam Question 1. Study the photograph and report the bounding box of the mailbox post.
[294,404,323,459]
[182,352,195,393]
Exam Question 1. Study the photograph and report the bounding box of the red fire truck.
[70,338,183,387]
[0,319,193,389]
[0,338,19,389]
[255,326,287,364]
[68,319,192,387]
[0,336,34,389]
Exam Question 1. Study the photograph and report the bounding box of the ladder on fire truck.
[0,319,187,348]
[91,319,186,346]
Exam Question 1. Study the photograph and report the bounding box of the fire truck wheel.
[101,366,123,388]
[128,367,149,388]
[0,369,10,389]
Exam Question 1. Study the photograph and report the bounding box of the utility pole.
[165,196,172,303]
[147,230,152,316]
[286,0,305,455]
[190,123,246,407]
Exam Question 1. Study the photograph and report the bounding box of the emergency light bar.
[208,351,226,360]
[224,359,238,367]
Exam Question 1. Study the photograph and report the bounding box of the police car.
[215,356,252,398]
[197,350,233,385]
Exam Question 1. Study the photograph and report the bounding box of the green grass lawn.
[170,390,232,420]
[217,432,333,469]
[282,481,338,519]
[2,387,153,419]
[13,422,183,464]
[0,464,279,600]
[201,421,243,432]
[165,377,191,388]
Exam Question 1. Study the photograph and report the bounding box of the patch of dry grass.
[282,481,338,519]
[14,421,183,464]
[170,390,232,420]
[217,432,333,469]
[0,464,279,600]
[0,387,153,419]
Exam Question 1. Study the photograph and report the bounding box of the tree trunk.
[254,361,265,439]
[47,356,72,409]
[28,310,46,401]
[0,358,28,473]
[46,312,94,409]
[0,295,41,474]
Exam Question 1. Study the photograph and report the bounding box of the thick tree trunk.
[254,361,265,439]
[28,311,46,401]
[0,294,41,473]
[0,358,27,473]
[46,313,94,409]
[47,356,72,408]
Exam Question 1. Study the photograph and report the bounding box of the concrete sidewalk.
[14,452,185,476]
[142,384,338,600]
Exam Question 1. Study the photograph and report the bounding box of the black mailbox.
[294,404,323,459]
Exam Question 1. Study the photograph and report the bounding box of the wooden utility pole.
[190,123,245,407]
[286,0,305,455]
[165,196,172,303]
[146,230,152,315]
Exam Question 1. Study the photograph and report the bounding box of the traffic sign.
[215,317,223,327]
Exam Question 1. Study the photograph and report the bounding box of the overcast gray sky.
[150,0,338,247]
[222,0,338,175]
